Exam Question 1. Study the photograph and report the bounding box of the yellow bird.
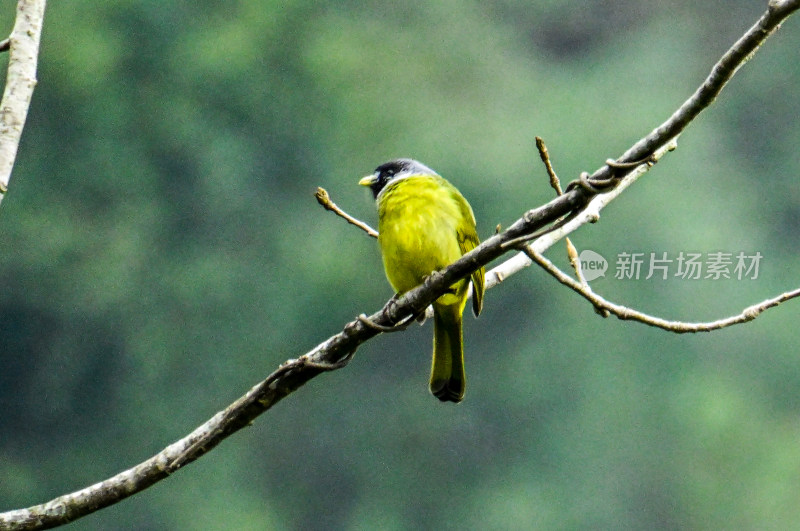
[359,159,485,402]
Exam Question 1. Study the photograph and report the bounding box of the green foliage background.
[1,1,799,529]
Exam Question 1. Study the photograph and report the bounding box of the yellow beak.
[358,174,376,186]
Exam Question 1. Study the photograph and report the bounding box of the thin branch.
[487,0,800,285]
[3,2,799,529]
[0,352,358,531]
[535,136,563,196]
[535,136,596,284]
[316,186,378,238]
[523,246,800,333]
[485,138,678,290]
[0,38,9,53]
[0,0,46,210]
[586,0,800,180]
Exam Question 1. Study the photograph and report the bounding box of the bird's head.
[358,158,438,199]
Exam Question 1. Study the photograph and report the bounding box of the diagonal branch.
[315,186,378,237]
[487,0,800,288]
[587,0,800,180]
[0,0,46,209]
[2,1,799,529]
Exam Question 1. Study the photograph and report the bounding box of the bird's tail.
[430,303,465,403]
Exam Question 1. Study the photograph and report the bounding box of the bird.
[359,158,485,403]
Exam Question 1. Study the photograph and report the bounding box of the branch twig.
[523,246,800,332]
[485,137,678,290]
[536,136,563,196]
[315,187,378,238]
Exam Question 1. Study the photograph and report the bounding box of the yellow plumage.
[360,160,484,403]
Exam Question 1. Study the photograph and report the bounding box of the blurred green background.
[1,1,799,529]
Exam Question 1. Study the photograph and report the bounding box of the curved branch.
[0,0,46,208]
[2,2,799,529]
[486,0,800,287]
[525,246,800,332]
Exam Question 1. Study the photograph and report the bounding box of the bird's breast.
[376,176,466,294]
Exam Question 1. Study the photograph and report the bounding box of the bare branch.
[523,246,800,333]
[0,352,359,530]
[0,0,46,210]
[535,136,563,196]
[2,2,799,529]
[586,0,800,180]
[488,0,800,286]
[486,138,678,290]
[535,136,597,285]
[316,186,378,238]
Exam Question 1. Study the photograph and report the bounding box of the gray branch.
[0,0,46,206]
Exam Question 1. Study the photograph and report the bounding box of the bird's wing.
[457,220,485,317]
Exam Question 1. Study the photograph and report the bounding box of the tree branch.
[486,0,800,289]
[587,0,800,181]
[485,139,675,290]
[315,186,378,238]
[0,0,46,209]
[2,1,799,529]
[524,246,800,332]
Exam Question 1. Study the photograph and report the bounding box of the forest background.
[1,1,800,529]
